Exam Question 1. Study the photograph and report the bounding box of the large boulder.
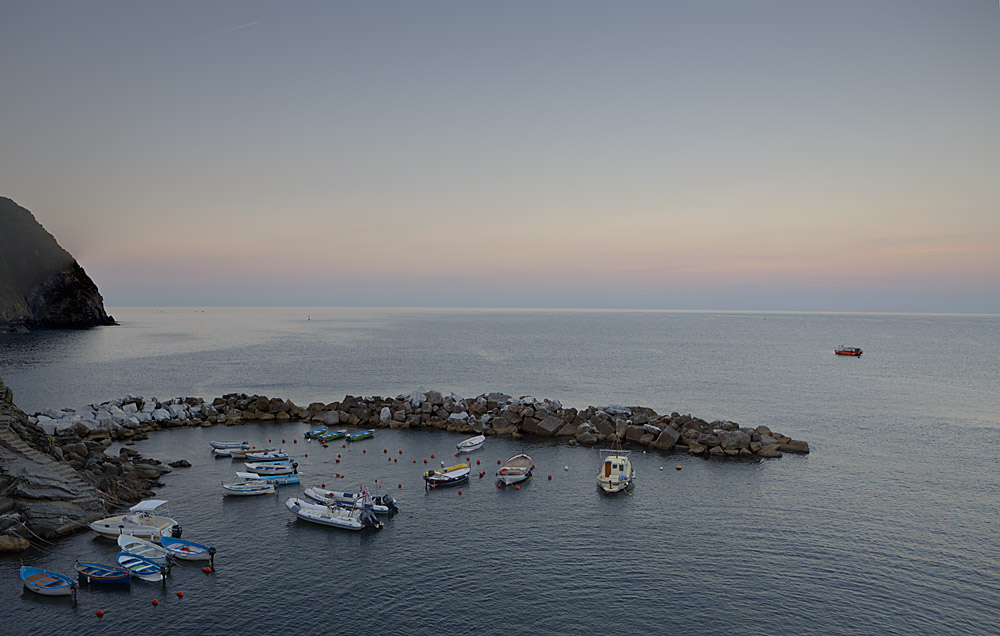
[718,430,751,451]
[652,426,681,451]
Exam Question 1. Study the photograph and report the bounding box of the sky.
[1,1,998,313]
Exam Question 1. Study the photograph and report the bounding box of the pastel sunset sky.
[2,1,998,312]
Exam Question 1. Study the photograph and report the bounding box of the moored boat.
[597,439,634,494]
[75,560,133,585]
[222,475,276,496]
[285,497,382,530]
[89,500,180,540]
[117,534,170,565]
[235,470,300,485]
[160,536,215,562]
[20,566,77,597]
[242,450,290,462]
[230,446,274,458]
[213,448,233,458]
[210,440,249,450]
[115,552,167,582]
[497,453,533,485]
[303,486,399,514]
[317,429,347,442]
[304,426,328,439]
[243,461,298,476]
[424,463,470,487]
[456,434,486,452]
[347,429,374,442]
[835,346,863,356]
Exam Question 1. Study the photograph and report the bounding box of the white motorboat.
[497,453,533,485]
[117,534,170,565]
[243,461,298,476]
[597,440,634,494]
[285,497,381,531]
[456,434,486,452]
[89,500,180,540]
[303,486,398,514]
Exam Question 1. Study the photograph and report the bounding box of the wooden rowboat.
[20,566,77,597]
[75,560,133,585]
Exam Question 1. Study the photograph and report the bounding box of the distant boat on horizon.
[835,346,863,357]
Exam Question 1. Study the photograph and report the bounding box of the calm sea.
[1,307,998,635]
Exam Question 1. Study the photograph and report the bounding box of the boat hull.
[20,566,76,596]
[457,435,486,452]
[243,461,297,475]
[347,430,374,441]
[285,498,381,530]
[160,536,214,561]
[424,464,471,487]
[497,454,533,485]
[90,515,178,540]
[75,561,133,585]
[222,481,275,496]
[115,553,165,583]
[117,534,170,564]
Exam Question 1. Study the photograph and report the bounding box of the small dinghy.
[75,560,133,585]
[160,536,216,562]
[211,440,249,450]
[222,474,276,496]
[317,429,346,442]
[285,497,382,531]
[303,487,399,514]
[117,534,170,565]
[20,566,77,597]
[243,461,298,476]
[230,446,273,458]
[303,426,328,439]
[115,552,167,583]
[424,463,470,488]
[235,470,300,485]
[89,499,181,540]
[497,454,534,485]
[242,450,290,462]
[457,434,486,452]
[347,429,374,442]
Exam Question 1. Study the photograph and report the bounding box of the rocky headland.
[0,197,116,331]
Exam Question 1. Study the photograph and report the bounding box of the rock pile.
[0,376,173,551]
[31,390,809,460]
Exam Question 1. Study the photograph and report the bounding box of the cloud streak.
[201,20,261,39]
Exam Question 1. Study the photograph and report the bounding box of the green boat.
[347,429,374,441]
[317,429,347,442]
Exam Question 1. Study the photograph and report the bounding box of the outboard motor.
[382,495,398,514]
[292,462,299,475]
[171,525,183,539]
[359,509,381,530]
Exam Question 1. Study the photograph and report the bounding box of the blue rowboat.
[75,560,133,585]
[116,552,166,582]
[20,566,77,597]
[160,536,215,562]
[304,426,328,439]
[347,429,374,442]
[235,470,301,485]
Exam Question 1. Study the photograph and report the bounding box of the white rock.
[151,408,170,422]
[142,399,157,413]
[448,411,469,422]
[379,407,392,423]
[122,403,138,416]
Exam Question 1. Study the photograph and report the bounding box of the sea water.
[1,308,997,635]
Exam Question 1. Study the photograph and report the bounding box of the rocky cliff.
[0,197,116,331]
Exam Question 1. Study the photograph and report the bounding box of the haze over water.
[1,308,997,635]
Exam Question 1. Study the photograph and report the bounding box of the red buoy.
[321,483,325,487]
[282,439,285,443]
[362,449,366,453]
[431,454,435,458]
[455,453,459,457]
[152,599,158,606]
[476,460,480,465]
[268,439,271,442]
[497,459,501,464]
[338,454,341,457]
[412,459,416,463]
[423,459,427,463]
[458,490,462,495]
[466,457,470,461]
[384,449,388,453]
[202,566,212,574]
[548,475,552,480]
[336,459,340,463]
[96,610,104,617]
[497,483,501,488]
[394,458,397,462]
[304,453,308,457]
[399,450,403,454]
[398,483,402,488]
[322,444,328,448]
[294,439,297,443]
[515,484,520,490]
[177,591,184,598]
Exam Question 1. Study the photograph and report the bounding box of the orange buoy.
[177,591,183,598]
[152,599,158,606]
[676,465,682,470]
[96,610,104,617]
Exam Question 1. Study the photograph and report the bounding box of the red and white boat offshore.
[835,346,863,357]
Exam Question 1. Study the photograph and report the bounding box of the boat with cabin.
[835,346,863,357]
[597,438,634,494]
[89,500,181,540]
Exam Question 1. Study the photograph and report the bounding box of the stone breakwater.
[0,376,176,552]
[31,389,810,460]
